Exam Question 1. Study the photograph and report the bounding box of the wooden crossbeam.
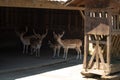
[89,40,106,44]
[98,45,106,69]
[88,46,97,69]
[88,41,106,69]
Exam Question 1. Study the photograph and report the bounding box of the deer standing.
[30,29,48,57]
[16,27,36,54]
[53,32,82,60]
[48,40,61,58]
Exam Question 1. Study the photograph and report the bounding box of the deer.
[53,31,82,60]
[15,27,36,54]
[48,40,61,58]
[30,29,48,57]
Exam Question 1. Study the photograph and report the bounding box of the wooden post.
[96,41,99,69]
[79,10,85,20]
[83,10,88,70]
[107,35,111,66]
[107,10,111,66]
[83,34,89,70]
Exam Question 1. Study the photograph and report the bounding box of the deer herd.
[16,27,83,60]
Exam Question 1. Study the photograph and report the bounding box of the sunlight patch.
[15,64,84,80]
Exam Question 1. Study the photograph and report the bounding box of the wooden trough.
[81,8,120,78]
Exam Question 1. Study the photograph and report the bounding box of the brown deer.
[53,31,82,60]
[48,40,61,58]
[16,27,36,54]
[30,29,48,57]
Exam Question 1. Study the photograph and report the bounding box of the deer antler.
[33,29,37,36]
[58,31,65,38]
[33,29,41,38]
[15,28,21,37]
[53,32,58,39]
[42,28,48,39]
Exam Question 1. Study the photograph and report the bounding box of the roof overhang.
[65,0,120,9]
[0,0,84,10]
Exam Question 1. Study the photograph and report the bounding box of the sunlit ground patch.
[16,64,84,80]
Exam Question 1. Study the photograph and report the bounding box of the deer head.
[53,31,65,39]
[33,28,48,41]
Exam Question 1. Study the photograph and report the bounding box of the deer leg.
[65,48,68,60]
[26,45,28,54]
[38,48,40,57]
[53,48,56,58]
[79,48,82,59]
[63,48,66,59]
[57,47,60,57]
[30,47,33,55]
[35,49,37,56]
[23,45,25,54]
[76,48,79,60]
[77,48,82,60]
[36,49,38,56]
[76,48,81,60]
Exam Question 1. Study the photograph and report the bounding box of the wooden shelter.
[0,0,84,54]
[66,0,120,77]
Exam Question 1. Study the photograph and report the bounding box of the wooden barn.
[66,0,120,78]
[0,0,84,55]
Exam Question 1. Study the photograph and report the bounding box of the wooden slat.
[114,36,119,53]
[110,35,113,54]
[112,36,117,56]
[115,36,120,56]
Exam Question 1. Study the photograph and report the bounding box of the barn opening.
[0,7,84,55]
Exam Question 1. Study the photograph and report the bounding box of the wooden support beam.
[107,35,111,66]
[98,44,106,69]
[88,46,96,69]
[83,35,88,70]
[79,10,85,20]
[96,41,99,69]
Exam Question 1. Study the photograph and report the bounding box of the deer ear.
[53,32,58,38]
[53,32,55,34]
[33,29,37,36]
[62,31,65,34]
[59,31,65,38]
